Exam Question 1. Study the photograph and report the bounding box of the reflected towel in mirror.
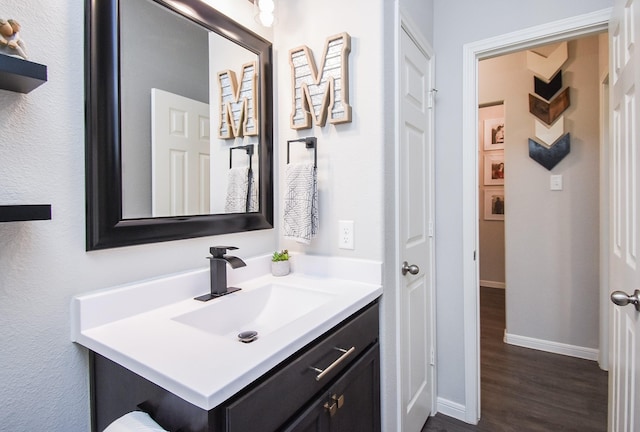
[283,162,318,244]
[225,167,257,213]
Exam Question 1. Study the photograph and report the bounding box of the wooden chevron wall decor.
[525,42,571,171]
[526,42,568,81]
[528,133,571,170]
[534,70,563,101]
[534,116,565,147]
[529,87,570,125]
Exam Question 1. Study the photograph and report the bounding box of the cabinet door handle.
[332,394,345,409]
[323,401,338,417]
[309,346,356,381]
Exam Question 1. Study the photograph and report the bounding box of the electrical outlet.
[338,220,354,250]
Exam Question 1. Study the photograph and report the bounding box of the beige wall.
[479,35,602,350]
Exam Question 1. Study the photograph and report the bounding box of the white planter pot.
[271,260,290,277]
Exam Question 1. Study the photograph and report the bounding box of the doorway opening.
[476,35,608,427]
[461,10,611,424]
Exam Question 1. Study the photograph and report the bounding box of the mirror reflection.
[120,0,260,219]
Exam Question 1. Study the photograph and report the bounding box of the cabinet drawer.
[282,342,381,432]
[225,302,379,432]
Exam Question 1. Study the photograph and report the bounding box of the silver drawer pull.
[309,346,356,381]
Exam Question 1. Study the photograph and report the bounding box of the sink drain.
[238,330,258,343]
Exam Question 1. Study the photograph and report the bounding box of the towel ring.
[229,144,254,171]
[287,137,317,168]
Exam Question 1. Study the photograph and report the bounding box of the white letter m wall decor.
[217,61,258,139]
[289,33,352,130]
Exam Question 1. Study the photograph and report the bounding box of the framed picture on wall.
[484,117,505,150]
[484,152,504,186]
[484,188,505,221]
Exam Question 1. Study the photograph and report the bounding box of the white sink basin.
[172,284,337,338]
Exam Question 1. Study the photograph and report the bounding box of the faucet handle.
[210,246,239,258]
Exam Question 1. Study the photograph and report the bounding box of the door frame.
[460,9,612,423]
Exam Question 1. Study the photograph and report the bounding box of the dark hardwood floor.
[422,287,608,432]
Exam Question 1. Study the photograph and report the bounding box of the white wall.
[480,37,601,352]
[275,1,384,260]
[433,0,612,411]
[0,1,275,430]
[275,1,434,431]
[400,0,434,43]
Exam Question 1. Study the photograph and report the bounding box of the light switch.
[550,174,563,191]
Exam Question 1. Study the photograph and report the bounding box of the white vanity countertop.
[71,255,382,410]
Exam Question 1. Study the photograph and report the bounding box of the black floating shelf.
[0,54,47,93]
[0,205,51,222]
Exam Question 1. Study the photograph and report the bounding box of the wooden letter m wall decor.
[217,61,258,139]
[289,33,352,130]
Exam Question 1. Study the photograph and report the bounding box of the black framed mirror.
[85,0,273,250]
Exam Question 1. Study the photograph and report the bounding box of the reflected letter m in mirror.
[289,32,351,130]
[218,61,259,139]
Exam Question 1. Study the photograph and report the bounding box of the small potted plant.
[271,249,290,277]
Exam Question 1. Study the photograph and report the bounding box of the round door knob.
[611,289,640,312]
[402,261,420,276]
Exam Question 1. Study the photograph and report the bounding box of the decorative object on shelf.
[271,249,290,276]
[484,188,505,221]
[483,117,505,151]
[289,33,352,130]
[528,133,571,171]
[526,41,567,81]
[217,61,259,139]
[0,18,27,60]
[484,152,505,186]
[528,87,570,125]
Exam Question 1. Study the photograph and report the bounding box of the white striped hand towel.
[283,162,318,244]
[225,167,250,213]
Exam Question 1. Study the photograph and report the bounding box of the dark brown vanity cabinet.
[91,301,380,432]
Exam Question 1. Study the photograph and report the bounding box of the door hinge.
[430,348,435,366]
[428,220,434,237]
[427,88,438,109]
[473,250,477,261]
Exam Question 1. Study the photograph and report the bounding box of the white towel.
[248,170,258,212]
[283,162,318,244]
[225,167,257,213]
[103,411,167,432]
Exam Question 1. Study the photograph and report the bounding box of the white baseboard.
[479,280,505,289]
[504,331,599,361]
[436,397,467,422]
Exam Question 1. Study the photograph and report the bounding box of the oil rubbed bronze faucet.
[195,246,247,302]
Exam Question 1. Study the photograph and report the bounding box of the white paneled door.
[609,0,640,430]
[399,25,435,432]
[151,88,210,217]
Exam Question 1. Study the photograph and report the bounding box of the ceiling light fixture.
[250,0,276,28]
